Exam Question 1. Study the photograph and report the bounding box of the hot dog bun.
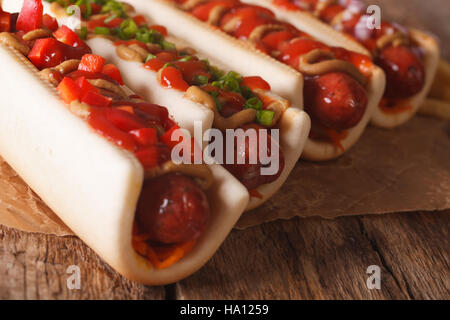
[0,41,249,285]
[29,0,311,209]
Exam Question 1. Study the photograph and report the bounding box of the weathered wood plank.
[0,225,165,300]
[359,211,450,299]
[175,211,449,299]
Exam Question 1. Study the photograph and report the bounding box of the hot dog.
[244,0,440,128]
[20,0,311,209]
[120,0,385,161]
[136,172,210,244]
[0,1,250,285]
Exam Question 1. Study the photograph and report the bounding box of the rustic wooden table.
[0,0,449,300]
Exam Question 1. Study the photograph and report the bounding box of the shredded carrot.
[309,125,348,152]
[379,98,413,114]
[249,189,264,199]
[132,222,196,269]
[146,241,196,269]
[324,128,348,153]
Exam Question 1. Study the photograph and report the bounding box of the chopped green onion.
[101,0,125,18]
[80,26,88,40]
[136,28,151,43]
[226,71,242,81]
[74,0,92,18]
[244,97,262,110]
[104,14,117,24]
[256,110,275,126]
[193,74,209,85]
[211,71,243,93]
[240,85,253,99]
[161,40,176,50]
[211,80,223,89]
[208,65,224,81]
[178,55,192,62]
[145,53,156,62]
[147,29,163,44]
[120,18,138,39]
[163,62,177,69]
[208,91,222,111]
[224,77,240,92]
[94,27,111,35]
[66,6,74,16]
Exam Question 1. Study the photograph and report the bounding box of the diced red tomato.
[114,101,170,128]
[156,51,179,61]
[134,146,160,168]
[78,54,106,73]
[28,38,91,69]
[159,67,189,91]
[75,76,98,96]
[81,90,112,108]
[105,108,147,132]
[90,3,102,14]
[148,24,167,36]
[143,58,166,72]
[16,0,43,32]
[161,124,183,149]
[66,70,118,84]
[133,15,147,26]
[53,25,87,48]
[0,12,12,32]
[88,108,137,151]
[241,76,271,91]
[130,128,158,146]
[57,77,81,104]
[87,18,106,30]
[105,17,124,28]
[42,14,58,31]
[87,16,123,30]
[102,64,124,85]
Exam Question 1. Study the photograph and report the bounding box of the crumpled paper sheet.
[237,116,450,228]
[0,116,449,234]
[0,158,73,236]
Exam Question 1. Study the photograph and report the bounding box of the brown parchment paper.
[237,115,450,229]
[0,115,449,235]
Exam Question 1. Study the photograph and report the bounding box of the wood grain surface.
[0,0,449,300]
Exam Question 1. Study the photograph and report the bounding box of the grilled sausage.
[375,45,425,99]
[303,72,368,130]
[223,124,285,190]
[135,172,210,244]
